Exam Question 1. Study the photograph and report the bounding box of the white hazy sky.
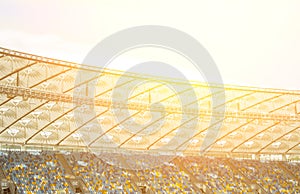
[0,0,299,90]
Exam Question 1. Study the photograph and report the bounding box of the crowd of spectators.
[65,152,138,193]
[235,159,300,193]
[1,151,300,194]
[182,156,254,193]
[135,161,195,193]
[0,151,72,193]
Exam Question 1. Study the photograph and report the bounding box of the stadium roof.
[0,47,300,155]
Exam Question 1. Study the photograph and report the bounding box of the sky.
[0,0,300,90]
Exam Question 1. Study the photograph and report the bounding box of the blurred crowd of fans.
[0,151,299,193]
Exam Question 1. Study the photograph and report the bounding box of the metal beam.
[184,89,224,107]
[0,62,37,82]
[158,87,194,103]
[269,100,300,113]
[57,109,110,145]
[0,68,75,135]
[0,69,81,135]
[24,108,75,144]
[199,98,300,153]
[29,68,72,88]
[225,100,300,153]
[115,88,217,147]
[128,84,162,100]
[175,118,225,151]
[230,121,281,153]
[241,94,283,111]
[0,69,136,134]
[257,125,300,153]
[285,142,300,154]
[88,111,142,147]
[117,113,170,148]
[200,119,256,152]
[23,77,137,143]
[213,91,256,109]
[146,115,199,150]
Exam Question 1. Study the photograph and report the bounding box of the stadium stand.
[0,47,300,194]
[65,152,139,193]
[234,159,300,193]
[0,151,72,193]
[181,156,255,193]
[0,150,300,193]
